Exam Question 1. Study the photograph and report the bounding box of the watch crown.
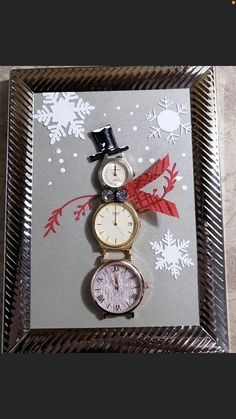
[144,282,149,289]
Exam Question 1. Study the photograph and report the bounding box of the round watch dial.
[101,160,128,188]
[93,202,139,248]
[91,261,144,314]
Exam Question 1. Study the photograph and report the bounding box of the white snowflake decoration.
[146,96,192,144]
[34,92,95,145]
[150,230,194,279]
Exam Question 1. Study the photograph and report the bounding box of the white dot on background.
[73,153,78,158]
[182,185,188,190]
[145,146,150,151]
[149,158,155,163]
[137,157,143,163]
[117,106,121,110]
[56,148,61,154]
[60,168,66,173]
[48,158,52,163]
[103,113,106,116]
[130,111,134,116]
[48,181,52,186]
[59,158,64,164]
[117,128,121,132]
[182,152,186,157]
[132,126,138,131]
[136,104,139,108]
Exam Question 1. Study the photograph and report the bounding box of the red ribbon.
[125,154,179,218]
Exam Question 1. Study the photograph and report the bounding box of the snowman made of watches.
[89,125,148,317]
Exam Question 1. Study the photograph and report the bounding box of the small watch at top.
[89,125,135,188]
[99,155,134,188]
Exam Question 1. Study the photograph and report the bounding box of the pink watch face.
[91,262,144,314]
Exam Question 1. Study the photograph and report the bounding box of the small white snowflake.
[150,230,194,279]
[146,96,192,144]
[34,92,95,145]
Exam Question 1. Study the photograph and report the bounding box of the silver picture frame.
[1,66,228,353]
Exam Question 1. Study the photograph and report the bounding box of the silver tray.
[1,66,228,353]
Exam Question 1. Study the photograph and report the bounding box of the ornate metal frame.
[1,66,228,353]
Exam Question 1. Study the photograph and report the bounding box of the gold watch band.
[100,249,132,264]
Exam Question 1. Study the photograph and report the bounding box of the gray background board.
[31,88,199,328]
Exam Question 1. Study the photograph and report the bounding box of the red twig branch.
[152,163,178,201]
[74,198,94,221]
[43,194,97,237]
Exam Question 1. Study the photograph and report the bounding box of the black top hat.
[89,125,129,162]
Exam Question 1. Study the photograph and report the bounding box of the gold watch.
[93,201,140,254]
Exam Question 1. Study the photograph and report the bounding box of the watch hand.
[114,204,117,226]
[114,164,117,177]
[114,275,119,290]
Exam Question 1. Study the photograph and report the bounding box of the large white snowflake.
[34,92,95,145]
[146,96,192,144]
[150,230,194,279]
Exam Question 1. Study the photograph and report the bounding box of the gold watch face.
[101,160,129,188]
[93,202,140,248]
